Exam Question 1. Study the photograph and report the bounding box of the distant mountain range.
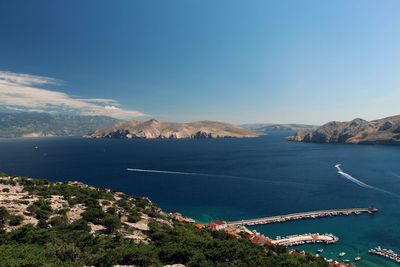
[87,119,261,139]
[241,123,318,132]
[286,115,400,145]
[0,112,119,138]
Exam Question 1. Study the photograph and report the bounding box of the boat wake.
[391,172,400,179]
[334,164,374,189]
[127,168,226,177]
[335,164,398,197]
[126,168,308,186]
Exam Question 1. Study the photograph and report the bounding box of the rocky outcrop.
[286,115,400,145]
[87,119,261,139]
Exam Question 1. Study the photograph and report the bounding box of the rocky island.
[87,119,261,139]
[286,115,400,145]
[0,171,328,266]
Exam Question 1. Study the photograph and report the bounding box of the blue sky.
[0,0,399,124]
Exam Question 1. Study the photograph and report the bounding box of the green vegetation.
[127,210,141,223]
[0,206,9,225]
[27,199,53,221]
[0,219,328,267]
[0,112,119,138]
[81,204,105,224]
[8,215,24,226]
[0,176,327,267]
[103,214,121,233]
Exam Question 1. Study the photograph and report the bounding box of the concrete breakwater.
[369,247,400,263]
[226,207,378,227]
[271,233,339,247]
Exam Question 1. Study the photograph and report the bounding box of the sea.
[0,132,399,267]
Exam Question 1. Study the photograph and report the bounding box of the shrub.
[82,205,105,224]
[67,197,78,206]
[127,214,141,223]
[102,200,110,206]
[0,206,9,224]
[9,215,24,226]
[0,244,61,266]
[115,198,132,211]
[106,206,117,214]
[103,214,121,233]
[2,188,10,193]
[56,208,69,215]
[27,199,52,220]
[135,198,149,209]
[45,241,82,261]
[67,219,91,232]
[37,219,48,228]
[49,216,69,228]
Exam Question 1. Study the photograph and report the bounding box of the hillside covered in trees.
[0,172,327,267]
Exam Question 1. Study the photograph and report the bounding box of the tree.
[82,205,105,224]
[0,206,9,224]
[27,199,52,220]
[8,215,24,226]
[103,214,121,233]
[45,240,82,261]
[127,210,141,223]
[49,216,69,228]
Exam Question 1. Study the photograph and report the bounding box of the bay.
[0,132,399,266]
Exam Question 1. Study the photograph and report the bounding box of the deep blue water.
[0,132,399,266]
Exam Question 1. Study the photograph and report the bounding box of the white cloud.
[0,70,145,120]
[0,71,60,86]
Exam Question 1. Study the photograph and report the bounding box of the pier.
[369,247,400,263]
[226,207,378,227]
[271,233,339,247]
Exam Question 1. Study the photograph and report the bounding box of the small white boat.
[355,256,361,261]
[317,248,324,253]
[338,252,346,257]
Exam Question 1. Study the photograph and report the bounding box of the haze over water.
[0,132,399,266]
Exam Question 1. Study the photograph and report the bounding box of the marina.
[226,207,378,227]
[369,247,400,264]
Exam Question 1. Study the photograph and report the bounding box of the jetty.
[369,247,400,263]
[226,207,378,227]
[272,233,339,247]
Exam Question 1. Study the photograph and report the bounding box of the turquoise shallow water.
[0,132,399,266]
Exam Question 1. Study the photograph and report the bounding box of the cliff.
[87,119,261,139]
[286,115,400,145]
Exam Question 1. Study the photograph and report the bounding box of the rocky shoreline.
[87,119,261,139]
[286,115,400,145]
